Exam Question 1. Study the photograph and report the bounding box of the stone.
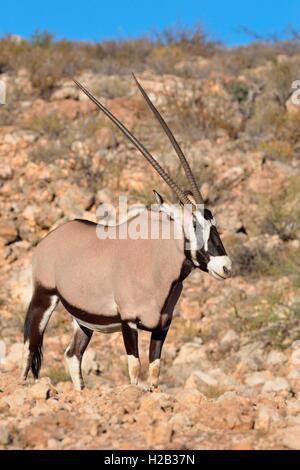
[5,342,23,365]
[3,389,27,409]
[28,378,52,400]
[197,397,254,431]
[0,340,6,364]
[0,164,13,180]
[266,350,287,366]
[144,420,172,447]
[168,413,191,433]
[254,406,280,432]
[235,342,265,371]
[51,82,79,101]
[56,185,94,217]
[231,440,253,450]
[173,343,206,365]
[96,188,113,205]
[0,425,11,445]
[219,329,240,353]
[262,377,290,393]
[185,370,218,390]
[31,402,52,416]
[245,370,274,387]
[175,389,208,409]
[94,127,117,149]
[279,426,300,450]
[140,393,173,417]
[0,221,18,244]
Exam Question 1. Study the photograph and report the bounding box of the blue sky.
[0,0,299,46]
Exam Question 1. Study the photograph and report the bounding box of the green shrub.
[46,365,69,384]
[263,174,300,240]
[28,112,66,139]
[226,80,249,104]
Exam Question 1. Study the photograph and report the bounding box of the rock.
[262,377,290,393]
[168,413,191,433]
[175,389,207,410]
[70,140,90,157]
[279,426,300,450]
[4,130,38,145]
[47,438,62,449]
[3,389,27,409]
[94,127,117,149]
[5,342,23,365]
[120,385,144,403]
[0,164,13,179]
[235,342,265,371]
[231,440,253,450]
[0,221,18,244]
[286,400,300,416]
[180,299,202,320]
[266,350,287,366]
[0,425,11,445]
[254,406,280,432]
[140,393,173,416]
[31,402,52,416]
[0,340,6,364]
[219,330,240,353]
[28,378,52,400]
[185,370,218,391]
[56,185,94,217]
[173,342,206,365]
[197,397,254,431]
[22,204,62,229]
[51,81,79,101]
[290,341,300,366]
[245,370,274,387]
[95,188,113,205]
[144,420,172,447]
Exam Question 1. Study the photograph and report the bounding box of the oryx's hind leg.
[122,321,141,385]
[148,327,169,390]
[21,285,58,381]
[64,320,93,391]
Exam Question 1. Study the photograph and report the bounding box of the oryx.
[21,75,232,391]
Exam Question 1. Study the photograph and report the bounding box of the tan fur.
[33,210,186,330]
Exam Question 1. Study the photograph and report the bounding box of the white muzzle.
[207,256,232,280]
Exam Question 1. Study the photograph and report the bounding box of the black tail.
[23,300,44,379]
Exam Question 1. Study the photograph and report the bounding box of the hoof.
[144,384,159,393]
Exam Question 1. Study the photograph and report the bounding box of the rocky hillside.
[0,32,300,449]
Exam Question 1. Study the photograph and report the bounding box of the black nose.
[223,266,231,276]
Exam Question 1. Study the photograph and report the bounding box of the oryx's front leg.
[64,320,93,391]
[122,321,140,385]
[149,327,169,389]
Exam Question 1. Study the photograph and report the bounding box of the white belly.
[75,317,122,334]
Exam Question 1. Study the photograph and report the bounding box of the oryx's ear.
[153,190,164,206]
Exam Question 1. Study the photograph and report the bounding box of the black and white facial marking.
[152,190,231,280]
[188,208,232,280]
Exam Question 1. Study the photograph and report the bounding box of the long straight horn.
[132,73,204,205]
[73,79,193,207]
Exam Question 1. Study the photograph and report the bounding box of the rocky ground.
[0,35,300,449]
